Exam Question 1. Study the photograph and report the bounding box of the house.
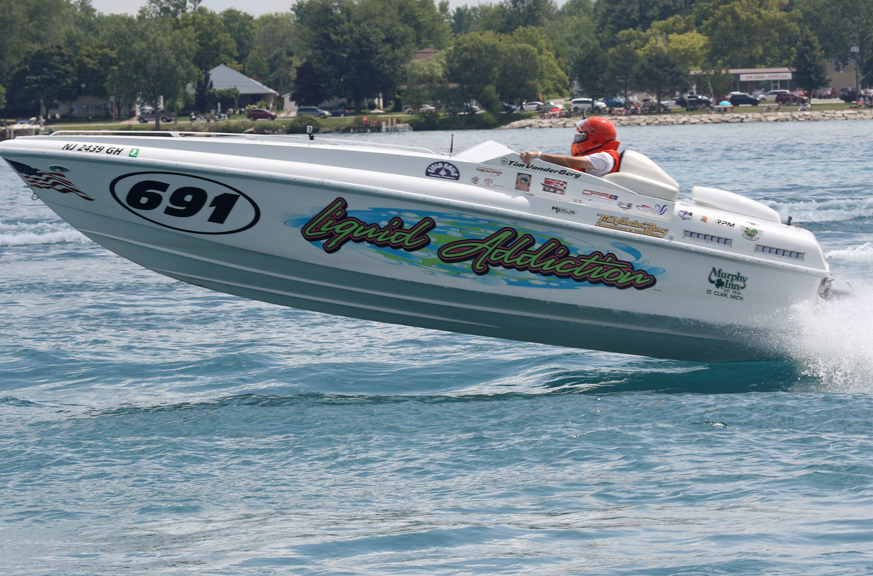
[209,64,279,108]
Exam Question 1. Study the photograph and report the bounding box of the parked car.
[446,103,479,114]
[328,107,350,117]
[521,101,543,111]
[295,106,329,118]
[840,89,859,103]
[776,91,807,104]
[543,101,564,111]
[570,98,607,112]
[818,87,836,98]
[675,94,711,109]
[247,108,277,120]
[502,102,518,112]
[759,89,789,102]
[602,97,624,108]
[138,110,176,123]
[406,104,436,114]
[728,92,759,106]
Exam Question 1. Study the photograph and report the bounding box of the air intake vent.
[756,245,805,260]
[684,230,733,246]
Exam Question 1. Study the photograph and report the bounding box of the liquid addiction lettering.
[437,228,657,290]
[301,198,436,253]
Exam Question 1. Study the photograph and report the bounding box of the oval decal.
[110,171,260,234]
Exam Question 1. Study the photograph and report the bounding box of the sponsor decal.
[471,176,480,185]
[483,178,503,188]
[302,198,435,253]
[61,143,125,156]
[741,226,761,241]
[707,268,747,301]
[437,229,657,290]
[700,215,708,222]
[129,148,140,158]
[636,203,670,216]
[109,171,260,234]
[678,210,693,220]
[425,161,460,181]
[551,206,576,215]
[500,158,582,179]
[6,160,93,201]
[515,173,531,191]
[542,178,567,194]
[595,214,669,238]
[581,189,619,205]
[618,201,633,210]
[476,167,502,176]
[712,218,735,229]
[297,198,661,291]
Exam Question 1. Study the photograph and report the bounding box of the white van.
[571,98,607,112]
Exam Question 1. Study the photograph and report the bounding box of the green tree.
[607,43,641,103]
[793,28,830,94]
[74,42,117,99]
[637,50,687,109]
[701,0,800,68]
[142,0,201,19]
[595,0,693,44]
[403,53,447,107]
[249,13,296,95]
[110,18,199,128]
[444,32,501,106]
[221,8,256,63]
[291,61,326,106]
[9,45,79,116]
[573,43,613,100]
[495,43,540,104]
[507,27,569,97]
[179,8,238,113]
[501,0,557,31]
[0,85,6,110]
[0,0,77,89]
[294,0,419,113]
[798,0,873,86]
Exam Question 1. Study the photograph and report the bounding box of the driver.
[519,117,621,178]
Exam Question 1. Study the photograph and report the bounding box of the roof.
[209,64,278,96]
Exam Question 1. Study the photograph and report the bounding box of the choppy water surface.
[3,122,873,575]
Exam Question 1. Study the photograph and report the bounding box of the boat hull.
[1,135,830,362]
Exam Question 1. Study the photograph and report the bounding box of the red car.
[775,91,807,104]
[818,87,836,98]
[246,108,277,120]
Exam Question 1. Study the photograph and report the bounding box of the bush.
[285,115,321,134]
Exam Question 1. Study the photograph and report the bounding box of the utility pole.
[851,45,860,92]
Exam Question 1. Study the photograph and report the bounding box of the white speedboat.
[0,131,848,362]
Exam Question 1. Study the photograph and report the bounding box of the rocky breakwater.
[498,108,873,130]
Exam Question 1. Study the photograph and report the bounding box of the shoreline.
[499,108,873,129]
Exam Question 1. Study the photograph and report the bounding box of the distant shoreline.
[499,108,873,129]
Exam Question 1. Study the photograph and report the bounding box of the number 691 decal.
[110,172,260,234]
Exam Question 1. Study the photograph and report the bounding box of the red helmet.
[571,117,617,156]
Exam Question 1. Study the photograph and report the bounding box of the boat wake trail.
[0,221,88,246]
[766,196,873,223]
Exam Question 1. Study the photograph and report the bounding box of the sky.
[89,0,482,16]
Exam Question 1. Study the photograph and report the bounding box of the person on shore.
[519,117,621,178]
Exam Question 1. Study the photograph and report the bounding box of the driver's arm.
[519,151,592,171]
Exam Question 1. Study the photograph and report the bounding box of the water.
[2,122,873,574]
